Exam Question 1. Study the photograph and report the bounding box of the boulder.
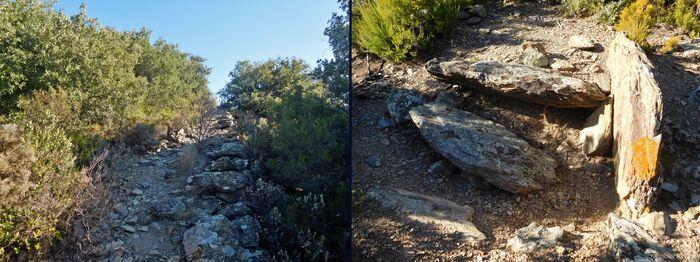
[550,59,576,72]
[205,157,248,172]
[469,5,487,18]
[569,35,596,50]
[385,89,426,123]
[607,213,676,261]
[205,141,249,159]
[519,46,549,68]
[183,215,243,261]
[217,201,252,221]
[426,60,606,108]
[580,98,613,156]
[367,186,486,242]
[638,211,669,237]
[592,72,611,94]
[506,222,563,253]
[410,103,557,193]
[607,32,664,220]
[232,215,262,248]
[187,171,250,194]
[427,160,455,177]
[149,197,187,219]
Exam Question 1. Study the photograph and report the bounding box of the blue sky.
[54,0,340,94]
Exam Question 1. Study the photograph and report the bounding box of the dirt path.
[352,2,700,261]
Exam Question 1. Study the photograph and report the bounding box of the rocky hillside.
[352,2,700,261]
[46,112,279,261]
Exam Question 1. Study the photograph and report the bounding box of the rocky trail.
[53,112,273,262]
[352,2,700,261]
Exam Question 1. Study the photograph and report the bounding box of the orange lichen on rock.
[631,137,660,181]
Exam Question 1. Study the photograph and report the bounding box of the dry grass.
[50,147,114,260]
[176,144,207,177]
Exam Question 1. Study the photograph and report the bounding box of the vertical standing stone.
[606,32,664,220]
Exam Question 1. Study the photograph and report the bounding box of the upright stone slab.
[410,103,557,193]
[607,32,664,220]
[426,60,606,108]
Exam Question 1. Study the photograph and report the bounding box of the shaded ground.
[352,2,700,261]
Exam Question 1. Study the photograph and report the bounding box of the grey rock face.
[187,171,250,194]
[580,98,613,156]
[365,155,382,168]
[385,89,425,124]
[427,60,606,108]
[232,215,261,248]
[217,201,252,220]
[410,103,557,193]
[205,156,248,171]
[183,215,241,261]
[470,5,487,18]
[569,35,596,50]
[507,222,563,253]
[607,213,677,261]
[149,197,187,219]
[519,47,549,68]
[205,141,249,159]
[367,186,485,242]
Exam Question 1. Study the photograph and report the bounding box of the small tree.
[193,95,219,149]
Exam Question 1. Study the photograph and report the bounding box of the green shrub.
[0,118,81,257]
[257,86,349,193]
[595,0,632,24]
[122,123,159,154]
[616,0,659,48]
[666,0,700,37]
[562,0,603,15]
[659,35,682,53]
[353,0,469,62]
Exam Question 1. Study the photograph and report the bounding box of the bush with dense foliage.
[352,0,470,62]
[219,1,350,260]
[563,0,700,46]
[0,0,212,256]
[0,120,83,256]
[616,0,659,48]
[666,0,700,37]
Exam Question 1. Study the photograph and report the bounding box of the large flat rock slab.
[426,60,606,108]
[367,186,485,243]
[410,103,557,193]
[606,32,664,220]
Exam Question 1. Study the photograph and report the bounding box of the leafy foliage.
[0,0,213,256]
[616,0,659,48]
[0,119,82,256]
[218,58,311,112]
[666,0,700,37]
[314,0,350,102]
[659,35,681,53]
[352,0,469,62]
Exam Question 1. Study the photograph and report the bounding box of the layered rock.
[507,222,563,253]
[187,171,251,194]
[426,60,606,108]
[409,103,557,193]
[569,35,596,50]
[607,32,664,220]
[607,214,676,261]
[385,89,425,123]
[367,186,486,242]
[580,98,613,156]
